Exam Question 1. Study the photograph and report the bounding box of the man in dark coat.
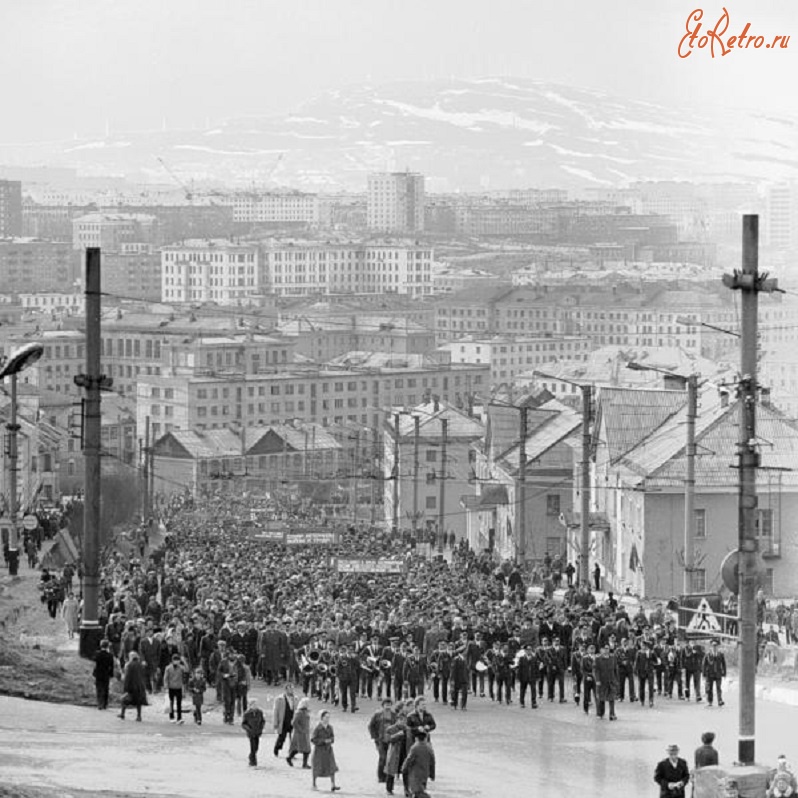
[517,642,539,709]
[402,731,436,798]
[635,641,657,708]
[450,648,468,710]
[546,638,567,703]
[654,744,690,797]
[241,697,266,767]
[93,639,116,710]
[682,641,703,702]
[702,639,726,707]
[594,643,619,720]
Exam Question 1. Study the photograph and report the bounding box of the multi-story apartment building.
[228,191,319,225]
[7,329,85,396]
[0,238,78,293]
[383,400,484,539]
[72,213,159,251]
[97,311,291,396]
[0,180,23,237]
[278,314,434,362]
[19,292,84,315]
[262,241,433,298]
[439,334,593,387]
[135,357,489,444]
[766,182,796,251]
[161,239,260,304]
[367,172,425,233]
[102,246,162,302]
[433,285,512,344]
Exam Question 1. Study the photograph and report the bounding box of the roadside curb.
[726,677,798,707]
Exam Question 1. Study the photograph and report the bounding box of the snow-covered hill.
[2,78,796,191]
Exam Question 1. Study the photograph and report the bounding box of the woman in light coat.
[61,592,80,638]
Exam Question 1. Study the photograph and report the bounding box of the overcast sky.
[1,0,796,142]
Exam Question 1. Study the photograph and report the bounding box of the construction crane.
[156,156,195,202]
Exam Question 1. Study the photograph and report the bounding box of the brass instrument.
[316,662,329,675]
[362,656,379,673]
[329,664,337,677]
[308,650,321,663]
[510,651,524,670]
[301,661,315,676]
[428,661,438,674]
[380,659,392,671]
[475,657,489,673]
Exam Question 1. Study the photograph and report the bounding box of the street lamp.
[0,342,44,576]
[533,370,592,588]
[627,361,698,595]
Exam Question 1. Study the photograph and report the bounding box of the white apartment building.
[228,191,319,224]
[161,239,260,305]
[766,182,796,250]
[367,172,425,233]
[263,242,433,298]
[19,292,84,313]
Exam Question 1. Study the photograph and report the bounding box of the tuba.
[308,650,321,664]
[316,662,329,675]
[380,659,393,672]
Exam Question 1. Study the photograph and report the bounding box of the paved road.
[0,678,792,797]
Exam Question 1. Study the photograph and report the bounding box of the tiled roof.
[264,423,341,452]
[597,387,687,464]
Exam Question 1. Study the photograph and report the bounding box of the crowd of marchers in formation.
[26,490,795,797]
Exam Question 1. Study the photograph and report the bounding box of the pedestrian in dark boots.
[286,697,311,768]
[241,698,265,767]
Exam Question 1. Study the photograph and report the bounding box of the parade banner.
[285,531,337,546]
[336,558,404,574]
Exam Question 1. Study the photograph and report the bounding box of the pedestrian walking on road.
[241,697,266,767]
[163,653,188,723]
[287,696,311,768]
[402,731,436,798]
[702,639,726,707]
[654,744,690,798]
[311,709,340,791]
[187,667,206,725]
[92,639,115,710]
[273,682,296,757]
[369,697,397,788]
[61,592,79,639]
[119,650,147,722]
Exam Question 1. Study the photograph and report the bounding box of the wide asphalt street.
[0,675,793,797]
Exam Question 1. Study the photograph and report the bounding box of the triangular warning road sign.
[686,597,721,632]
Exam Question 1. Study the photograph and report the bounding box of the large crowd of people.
[24,490,798,795]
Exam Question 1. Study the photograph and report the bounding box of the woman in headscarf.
[119,650,148,722]
[310,709,339,792]
[287,696,312,769]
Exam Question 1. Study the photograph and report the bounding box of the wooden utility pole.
[723,214,777,767]
[141,416,150,520]
[393,413,400,535]
[683,375,697,594]
[438,417,447,554]
[518,406,528,563]
[579,385,592,588]
[412,415,420,541]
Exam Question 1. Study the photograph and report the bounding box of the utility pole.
[76,248,110,659]
[438,417,447,554]
[723,214,777,769]
[370,426,377,526]
[141,416,150,521]
[351,428,359,524]
[580,385,592,589]
[412,415,420,541]
[518,406,528,564]
[7,373,19,575]
[683,375,697,595]
[393,413,400,535]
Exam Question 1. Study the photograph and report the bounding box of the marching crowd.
[26,491,793,796]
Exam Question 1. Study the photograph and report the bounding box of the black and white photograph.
[1,1,797,796]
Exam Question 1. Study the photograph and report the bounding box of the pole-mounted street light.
[0,342,45,576]
[626,361,698,595]
[533,370,592,589]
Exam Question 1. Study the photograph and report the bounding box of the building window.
[694,509,706,538]
[425,496,436,509]
[546,494,561,516]
[692,568,706,593]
